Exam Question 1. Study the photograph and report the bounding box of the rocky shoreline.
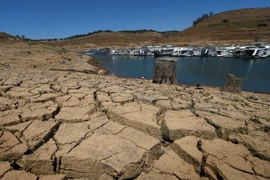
[0,46,270,179]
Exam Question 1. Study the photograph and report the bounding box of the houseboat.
[241,47,266,59]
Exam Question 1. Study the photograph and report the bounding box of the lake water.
[94,55,270,93]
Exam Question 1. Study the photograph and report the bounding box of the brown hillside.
[2,8,269,50]
[162,8,270,45]
[43,8,270,50]
[0,32,26,44]
[43,32,163,50]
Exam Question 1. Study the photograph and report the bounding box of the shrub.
[193,12,214,25]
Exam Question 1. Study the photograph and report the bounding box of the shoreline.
[88,54,270,95]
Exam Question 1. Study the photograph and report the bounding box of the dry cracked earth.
[0,53,270,179]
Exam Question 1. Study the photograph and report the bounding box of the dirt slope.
[162,8,270,45]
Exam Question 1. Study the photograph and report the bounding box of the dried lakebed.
[0,69,270,180]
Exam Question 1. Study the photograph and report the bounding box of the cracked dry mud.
[1,63,270,179]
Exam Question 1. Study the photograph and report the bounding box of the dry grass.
[42,32,163,50]
[161,8,270,45]
[1,8,270,51]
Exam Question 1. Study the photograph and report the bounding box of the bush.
[193,12,214,26]
[257,23,268,27]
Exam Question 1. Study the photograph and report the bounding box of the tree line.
[193,12,214,26]
[33,29,180,41]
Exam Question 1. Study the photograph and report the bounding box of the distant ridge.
[1,8,270,49]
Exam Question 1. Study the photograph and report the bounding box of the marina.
[85,43,270,59]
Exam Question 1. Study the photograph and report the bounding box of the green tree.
[193,12,214,26]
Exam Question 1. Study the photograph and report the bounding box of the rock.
[202,139,253,174]
[22,120,59,151]
[4,121,33,135]
[55,104,96,122]
[152,58,177,84]
[171,136,203,172]
[107,102,162,139]
[6,87,34,100]
[205,155,266,180]
[200,112,247,139]
[3,78,21,86]
[98,173,114,180]
[39,174,66,180]
[55,95,71,104]
[60,83,80,94]
[22,139,57,175]
[0,131,28,160]
[30,93,60,103]
[100,85,126,94]
[96,92,111,103]
[81,94,96,106]
[221,74,244,93]
[155,100,173,110]
[0,161,12,178]
[202,138,270,179]
[249,95,259,101]
[29,84,54,95]
[97,69,108,76]
[111,92,133,103]
[1,170,37,180]
[54,122,93,159]
[117,127,160,150]
[103,121,126,134]
[61,96,81,107]
[133,91,168,104]
[84,114,109,131]
[60,134,145,179]
[161,110,216,141]
[249,156,270,178]
[20,101,59,121]
[0,97,16,111]
[229,131,270,160]
[54,123,90,145]
[153,149,201,180]
[0,109,21,126]
[136,171,178,180]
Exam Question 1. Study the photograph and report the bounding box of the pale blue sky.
[1,0,269,39]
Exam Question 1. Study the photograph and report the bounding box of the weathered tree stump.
[152,58,177,84]
[221,74,244,93]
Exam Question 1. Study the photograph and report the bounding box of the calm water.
[94,55,270,93]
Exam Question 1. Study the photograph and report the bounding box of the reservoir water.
[95,55,270,93]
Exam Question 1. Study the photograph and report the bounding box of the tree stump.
[152,58,177,84]
[221,74,244,93]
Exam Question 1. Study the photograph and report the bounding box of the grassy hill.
[162,8,270,45]
[43,31,164,50]
[1,8,270,50]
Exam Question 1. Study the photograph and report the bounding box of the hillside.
[41,8,270,49]
[162,8,270,45]
[0,32,26,44]
[1,8,270,50]
[42,31,164,50]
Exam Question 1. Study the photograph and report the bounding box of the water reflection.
[94,55,270,93]
[245,60,254,80]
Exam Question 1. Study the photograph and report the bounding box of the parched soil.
[0,42,270,179]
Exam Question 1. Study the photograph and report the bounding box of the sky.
[1,0,269,39]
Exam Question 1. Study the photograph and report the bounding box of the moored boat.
[241,47,266,59]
